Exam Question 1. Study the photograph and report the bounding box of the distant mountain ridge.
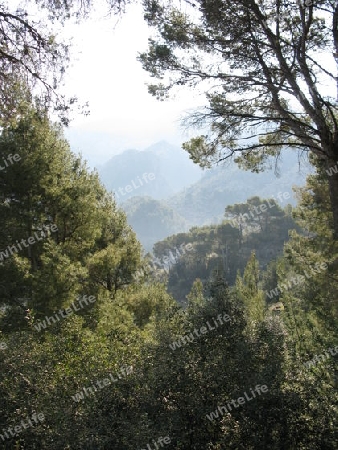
[167,153,311,226]
[96,141,312,251]
[98,141,203,202]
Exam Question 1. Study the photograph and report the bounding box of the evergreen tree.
[140,0,338,238]
[0,109,142,329]
[235,251,266,325]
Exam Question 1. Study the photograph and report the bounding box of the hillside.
[97,141,203,201]
[149,196,299,303]
[102,144,312,250]
[122,196,189,251]
[167,152,312,226]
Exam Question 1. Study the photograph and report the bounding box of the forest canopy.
[0,1,337,449]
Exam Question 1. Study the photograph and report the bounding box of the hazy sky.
[55,2,335,168]
[62,3,203,166]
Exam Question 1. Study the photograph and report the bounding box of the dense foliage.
[0,110,337,449]
[150,195,298,302]
[0,1,337,448]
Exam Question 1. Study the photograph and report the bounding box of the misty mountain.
[97,141,203,201]
[167,151,312,226]
[95,141,312,251]
[122,196,189,251]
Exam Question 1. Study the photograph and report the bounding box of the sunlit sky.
[58,1,336,168]
[61,3,204,166]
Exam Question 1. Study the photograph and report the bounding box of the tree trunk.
[326,160,338,239]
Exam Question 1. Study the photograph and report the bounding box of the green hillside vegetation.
[0,1,337,449]
[150,196,299,303]
[0,108,336,449]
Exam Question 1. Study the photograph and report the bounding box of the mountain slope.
[167,152,312,226]
[122,196,189,251]
[96,141,312,251]
[98,141,203,201]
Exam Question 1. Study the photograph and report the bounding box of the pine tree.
[235,251,266,324]
[0,109,142,329]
